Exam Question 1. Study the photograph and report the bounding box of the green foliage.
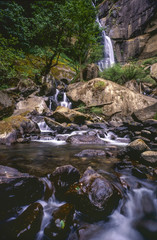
[90,107,103,114]
[0,35,23,84]
[100,64,148,85]
[77,103,86,113]
[154,113,157,120]
[94,80,106,90]
[142,57,157,66]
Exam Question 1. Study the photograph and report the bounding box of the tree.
[63,0,101,80]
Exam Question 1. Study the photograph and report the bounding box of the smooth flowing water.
[0,128,157,240]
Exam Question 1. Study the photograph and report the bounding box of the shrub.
[100,64,148,85]
[90,107,103,114]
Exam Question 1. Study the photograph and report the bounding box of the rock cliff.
[98,0,157,63]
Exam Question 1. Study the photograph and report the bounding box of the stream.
[0,125,157,240]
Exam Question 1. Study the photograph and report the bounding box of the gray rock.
[75,149,106,157]
[66,134,105,145]
[0,91,15,120]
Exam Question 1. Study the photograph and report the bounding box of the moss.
[94,80,106,90]
[90,107,103,115]
[154,113,157,120]
[0,115,29,134]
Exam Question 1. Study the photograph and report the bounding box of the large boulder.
[65,167,121,220]
[52,106,90,124]
[132,102,157,122]
[67,78,157,119]
[0,115,40,145]
[0,91,15,120]
[50,165,80,200]
[150,63,157,82]
[14,95,50,115]
[127,139,150,157]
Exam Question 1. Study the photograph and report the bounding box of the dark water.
[0,141,157,240]
[0,142,120,177]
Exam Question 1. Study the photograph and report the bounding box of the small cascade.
[93,1,115,71]
[49,89,72,110]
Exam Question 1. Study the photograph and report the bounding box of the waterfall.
[49,88,72,110]
[93,1,115,71]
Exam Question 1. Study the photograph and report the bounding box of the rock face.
[67,78,157,119]
[98,0,157,62]
[0,91,15,120]
[52,106,90,124]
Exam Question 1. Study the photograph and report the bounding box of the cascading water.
[49,89,72,110]
[93,1,115,71]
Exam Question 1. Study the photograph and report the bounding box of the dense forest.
[0,0,103,86]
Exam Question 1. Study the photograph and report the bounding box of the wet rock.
[68,223,103,240]
[44,203,74,240]
[132,168,147,179]
[50,165,80,200]
[0,91,15,120]
[44,117,65,133]
[143,119,157,127]
[0,177,44,221]
[52,106,89,124]
[0,165,29,184]
[75,149,106,157]
[1,202,43,240]
[141,130,152,139]
[127,139,150,157]
[141,151,157,167]
[65,167,121,220]
[136,219,157,240]
[132,136,150,144]
[66,133,105,145]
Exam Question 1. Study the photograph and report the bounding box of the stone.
[67,79,157,119]
[14,95,50,115]
[0,115,40,145]
[127,139,150,157]
[44,203,74,240]
[65,167,121,220]
[82,63,99,81]
[75,149,106,157]
[124,80,140,93]
[2,203,43,240]
[0,90,15,120]
[52,106,90,124]
[50,165,80,200]
[0,177,44,222]
[17,78,38,96]
[66,133,105,145]
[141,151,157,167]
[132,102,157,122]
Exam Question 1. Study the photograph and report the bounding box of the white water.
[93,1,115,71]
[49,89,72,110]
[91,185,157,240]
[35,122,129,146]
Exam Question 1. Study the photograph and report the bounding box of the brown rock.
[141,151,157,167]
[0,91,15,120]
[150,63,157,82]
[82,63,99,81]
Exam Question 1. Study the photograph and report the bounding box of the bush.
[90,107,103,114]
[100,64,148,85]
